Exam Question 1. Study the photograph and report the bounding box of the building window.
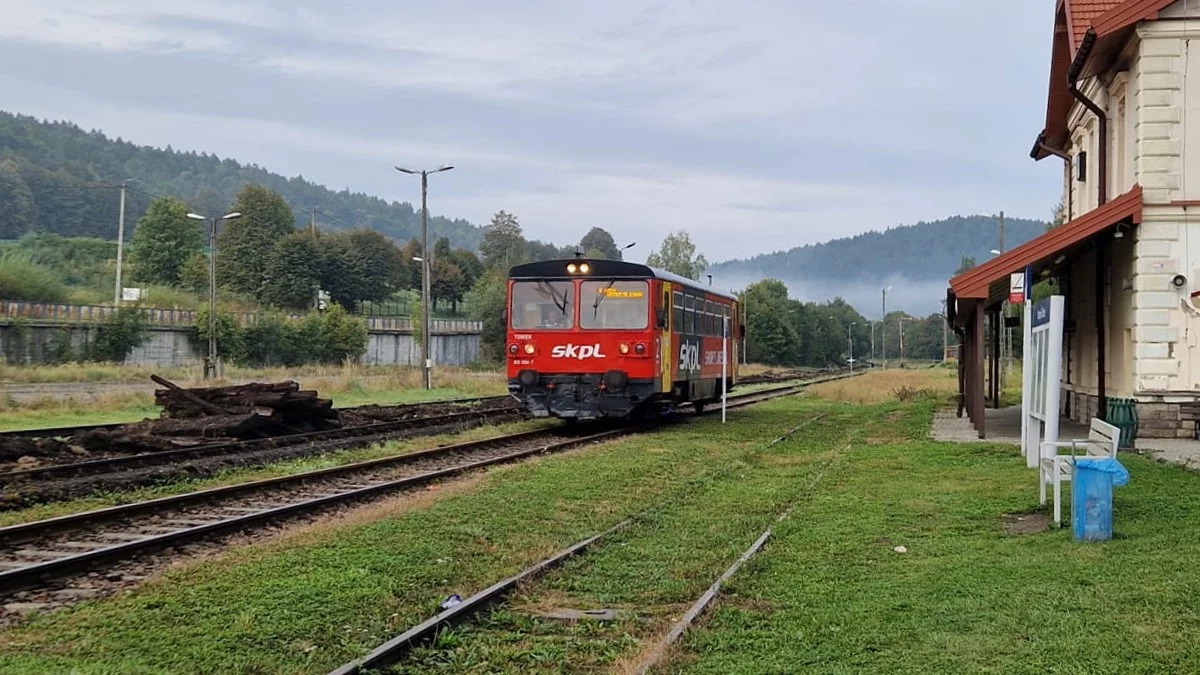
[1076,150,1088,182]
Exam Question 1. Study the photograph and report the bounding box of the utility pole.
[421,171,432,390]
[113,182,128,306]
[311,207,317,237]
[899,316,908,363]
[395,164,454,391]
[848,322,855,373]
[881,286,892,368]
[870,321,876,363]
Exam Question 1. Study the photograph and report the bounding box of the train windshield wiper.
[536,280,569,316]
[592,280,617,320]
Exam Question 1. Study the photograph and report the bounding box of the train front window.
[580,280,649,330]
[511,281,574,330]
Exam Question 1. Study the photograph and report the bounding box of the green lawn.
[2,396,1199,674]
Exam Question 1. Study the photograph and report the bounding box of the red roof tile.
[1067,0,1124,52]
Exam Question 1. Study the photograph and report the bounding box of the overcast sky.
[0,0,1062,263]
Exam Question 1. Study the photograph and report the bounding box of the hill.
[0,112,482,248]
[709,215,1047,282]
[708,215,1048,315]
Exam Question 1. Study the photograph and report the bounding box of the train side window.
[673,291,684,331]
[684,295,694,334]
[706,301,716,335]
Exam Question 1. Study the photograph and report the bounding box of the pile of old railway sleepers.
[149,376,340,437]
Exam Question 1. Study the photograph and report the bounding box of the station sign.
[1009,272,1026,304]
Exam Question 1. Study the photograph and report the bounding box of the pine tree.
[0,160,36,239]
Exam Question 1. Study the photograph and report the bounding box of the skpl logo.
[550,343,607,360]
[679,342,700,372]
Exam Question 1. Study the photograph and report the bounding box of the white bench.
[1039,418,1120,526]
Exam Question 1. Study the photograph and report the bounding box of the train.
[505,258,741,420]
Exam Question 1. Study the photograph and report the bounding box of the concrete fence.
[0,300,484,367]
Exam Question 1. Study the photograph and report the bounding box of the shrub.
[241,313,298,367]
[194,306,246,364]
[0,250,69,302]
[91,307,150,362]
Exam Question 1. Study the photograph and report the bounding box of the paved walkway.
[931,405,1200,469]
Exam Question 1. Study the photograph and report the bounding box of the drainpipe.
[1068,29,1108,206]
[1035,132,1074,222]
[1068,28,1108,419]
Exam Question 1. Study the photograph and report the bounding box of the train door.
[660,282,673,393]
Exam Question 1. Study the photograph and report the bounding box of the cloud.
[0,0,1063,302]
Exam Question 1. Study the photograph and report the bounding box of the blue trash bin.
[1072,457,1130,542]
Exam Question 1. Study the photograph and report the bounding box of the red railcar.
[505,259,741,420]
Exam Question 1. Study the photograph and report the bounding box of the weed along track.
[0,396,524,506]
[0,426,623,606]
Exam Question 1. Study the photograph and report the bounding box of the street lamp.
[881,285,893,368]
[396,164,454,390]
[187,211,242,379]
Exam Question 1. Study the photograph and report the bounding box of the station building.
[949,0,1200,439]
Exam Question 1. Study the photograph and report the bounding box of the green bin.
[1105,398,1138,450]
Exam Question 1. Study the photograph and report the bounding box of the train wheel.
[694,402,706,413]
[563,417,579,427]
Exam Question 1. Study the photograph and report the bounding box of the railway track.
[0,397,523,506]
[0,394,514,440]
[0,384,805,606]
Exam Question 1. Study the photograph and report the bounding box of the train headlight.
[579,263,590,274]
[523,343,536,355]
[634,343,646,355]
[509,343,519,355]
[567,263,578,274]
[619,343,630,355]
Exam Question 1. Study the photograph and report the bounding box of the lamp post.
[186,211,242,379]
[396,164,454,390]
[881,285,893,368]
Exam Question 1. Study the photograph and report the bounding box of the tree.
[327,229,405,304]
[479,211,526,270]
[260,232,322,310]
[468,270,509,362]
[955,256,977,275]
[646,230,708,280]
[579,227,622,259]
[127,197,204,286]
[0,160,36,239]
[217,185,296,295]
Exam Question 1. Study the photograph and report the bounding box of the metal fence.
[1,300,481,333]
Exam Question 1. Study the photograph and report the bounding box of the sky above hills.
[1,0,1062,262]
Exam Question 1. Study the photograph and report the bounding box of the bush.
[241,313,298,367]
[199,306,369,368]
[91,307,150,362]
[194,306,246,363]
[0,250,69,302]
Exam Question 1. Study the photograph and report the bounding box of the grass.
[0,398,829,674]
[0,365,507,427]
[805,367,959,404]
[0,419,551,528]
[4,388,1200,673]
